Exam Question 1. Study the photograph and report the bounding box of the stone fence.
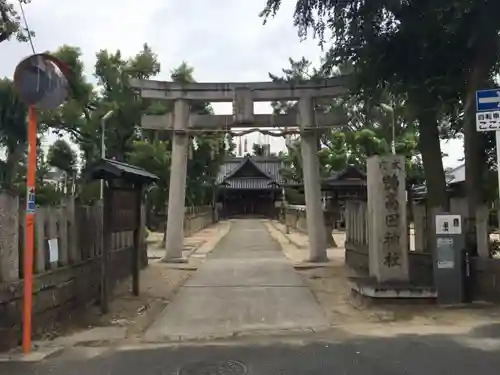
[184,206,215,237]
[344,199,500,302]
[412,197,490,257]
[148,205,215,233]
[282,206,308,233]
[0,191,215,350]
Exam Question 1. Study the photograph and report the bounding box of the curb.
[139,325,333,345]
[0,346,64,363]
[268,220,307,249]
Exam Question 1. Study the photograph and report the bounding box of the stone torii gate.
[131,77,349,262]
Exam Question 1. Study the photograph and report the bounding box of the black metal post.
[132,185,143,296]
[101,182,112,314]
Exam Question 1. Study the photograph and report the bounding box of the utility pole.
[379,103,396,154]
[100,110,114,199]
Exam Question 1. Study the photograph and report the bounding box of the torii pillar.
[163,99,189,262]
[298,96,328,262]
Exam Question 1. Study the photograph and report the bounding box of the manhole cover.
[178,359,247,375]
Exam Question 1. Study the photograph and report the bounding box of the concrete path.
[144,219,329,341]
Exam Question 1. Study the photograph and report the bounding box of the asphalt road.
[3,329,500,375]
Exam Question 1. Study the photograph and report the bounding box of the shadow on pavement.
[469,322,500,338]
[4,328,500,375]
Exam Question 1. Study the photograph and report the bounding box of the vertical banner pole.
[22,106,37,354]
[495,131,500,205]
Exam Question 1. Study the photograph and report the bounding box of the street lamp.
[100,110,114,199]
[379,103,396,155]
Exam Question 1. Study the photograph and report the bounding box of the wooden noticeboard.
[109,188,137,232]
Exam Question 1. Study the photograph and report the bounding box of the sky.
[0,0,464,167]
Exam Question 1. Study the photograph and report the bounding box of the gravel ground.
[264,219,500,336]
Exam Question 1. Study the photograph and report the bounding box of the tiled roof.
[87,158,159,184]
[223,156,274,180]
[322,165,366,185]
[216,155,288,186]
[412,163,465,199]
[221,178,280,190]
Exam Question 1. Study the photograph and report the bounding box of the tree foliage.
[1,38,234,210]
[128,139,171,214]
[261,0,500,213]
[0,78,27,189]
[252,143,265,156]
[0,0,33,44]
[127,61,232,213]
[269,57,423,188]
[47,138,77,173]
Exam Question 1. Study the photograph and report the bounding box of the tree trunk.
[418,114,449,211]
[417,107,449,253]
[463,52,496,255]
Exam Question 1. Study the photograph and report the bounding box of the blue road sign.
[476,89,500,112]
[26,187,35,213]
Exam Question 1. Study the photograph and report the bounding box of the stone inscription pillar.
[367,155,409,282]
[298,96,328,262]
[163,99,189,262]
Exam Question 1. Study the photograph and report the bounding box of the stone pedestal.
[367,155,409,283]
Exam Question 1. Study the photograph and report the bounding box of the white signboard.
[435,214,462,235]
[436,237,455,269]
[476,111,500,131]
[48,238,59,263]
[437,260,454,269]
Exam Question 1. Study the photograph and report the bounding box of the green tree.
[46,138,77,195]
[261,0,500,253]
[261,0,453,211]
[129,61,231,213]
[0,0,33,44]
[35,147,63,205]
[93,43,161,162]
[0,78,27,190]
[128,139,170,214]
[39,45,96,139]
[47,138,77,174]
[37,44,99,184]
[40,44,162,203]
[270,57,419,174]
[252,143,265,156]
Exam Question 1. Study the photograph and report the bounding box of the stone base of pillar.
[307,254,329,263]
[160,256,188,264]
[350,277,437,300]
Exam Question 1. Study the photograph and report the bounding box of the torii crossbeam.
[131,76,351,263]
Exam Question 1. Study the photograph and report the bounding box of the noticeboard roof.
[87,158,159,184]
